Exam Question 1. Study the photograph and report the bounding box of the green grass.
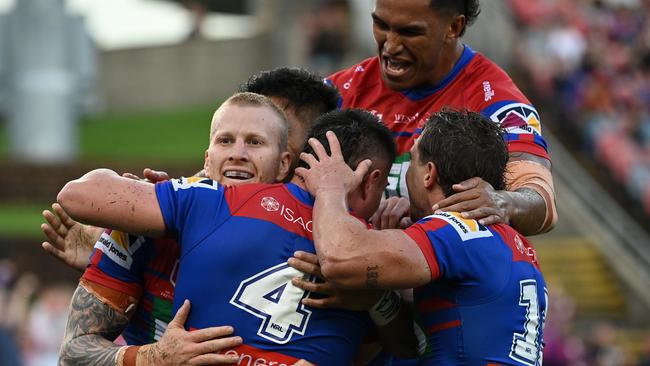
[0,203,49,239]
[79,105,214,165]
[0,104,219,238]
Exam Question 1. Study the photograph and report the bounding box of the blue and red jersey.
[327,45,549,198]
[155,177,372,365]
[82,230,179,345]
[403,212,547,365]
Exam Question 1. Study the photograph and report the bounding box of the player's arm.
[59,279,138,365]
[59,281,242,366]
[57,168,166,237]
[288,252,420,358]
[433,152,555,236]
[314,191,430,289]
[296,132,431,290]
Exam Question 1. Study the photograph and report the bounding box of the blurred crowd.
[543,286,650,366]
[510,0,650,215]
[0,260,73,366]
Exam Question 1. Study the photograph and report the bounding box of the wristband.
[115,346,128,366]
[123,345,141,366]
[369,290,401,326]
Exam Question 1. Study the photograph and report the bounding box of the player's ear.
[275,151,292,182]
[361,168,383,201]
[424,162,437,190]
[446,14,465,42]
[203,150,210,175]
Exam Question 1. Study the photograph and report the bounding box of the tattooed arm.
[58,284,131,366]
[59,283,243,366]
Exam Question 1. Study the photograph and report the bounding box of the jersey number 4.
[509,279,548,366]
[230,263,312,344]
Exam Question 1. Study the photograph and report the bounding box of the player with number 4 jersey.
[157,179,374,365]
[153,110,399,365]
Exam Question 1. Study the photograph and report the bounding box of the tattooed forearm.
[58,285,129,366]
[366,265,379,288]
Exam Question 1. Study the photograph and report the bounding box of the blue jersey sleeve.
[83,229,149,298]
[406,212,511,295]
[155,177,229,255]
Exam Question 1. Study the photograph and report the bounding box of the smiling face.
[372,0,454,91]
[204,103,290,186]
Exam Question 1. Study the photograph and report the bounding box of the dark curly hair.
[430,0,481,37]
[416,108,507,197]
[300,109,397,172]
[239,67,340,130]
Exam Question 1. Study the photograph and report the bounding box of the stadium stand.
[509,0,650,217]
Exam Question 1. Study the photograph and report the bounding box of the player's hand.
[139,300,242,365]
[288,251,383,311]
[122,168,170,183]
[370,197,412,230]
[295,131,372,196]
[41,203,103,272]
[432,177,511,226]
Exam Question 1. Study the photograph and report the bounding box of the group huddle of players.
[41,1,557,365]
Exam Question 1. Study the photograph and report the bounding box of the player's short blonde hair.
[211,92,289,150]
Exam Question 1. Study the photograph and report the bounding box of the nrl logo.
[261,197,280,212]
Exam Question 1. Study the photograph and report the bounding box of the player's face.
[405,138,430,221]
[205,104,290,186]
[372,0,451,91]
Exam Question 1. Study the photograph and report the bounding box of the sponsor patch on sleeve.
[489,102,541,135]
[171,177,221,191]
[431,212,493,242]
[94,230,144,269]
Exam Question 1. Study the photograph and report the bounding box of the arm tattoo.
[366,265,380,288]
[58,285,130,366]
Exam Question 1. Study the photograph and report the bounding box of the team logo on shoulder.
[171,177,220,191]
[432,212,493,242]
[261,197,280,212]
[489,103,541,135]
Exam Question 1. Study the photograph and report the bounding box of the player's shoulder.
[414,211,494,243]
[462,51,532,106]
[225,182,298,211]
[326,57,380,90]
[327,57,376,79]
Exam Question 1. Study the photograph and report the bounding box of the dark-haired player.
[296,109,547,365]
[58,109,418,364]
[327,0,557,236]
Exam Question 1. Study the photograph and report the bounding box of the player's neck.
[428,42,465,87]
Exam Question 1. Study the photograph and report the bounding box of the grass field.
[1,104,217,238]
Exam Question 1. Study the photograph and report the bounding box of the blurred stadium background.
[0,0,648,365]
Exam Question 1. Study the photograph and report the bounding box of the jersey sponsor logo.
[221,344,299,366]
[260,196,313,233]
[261,197,280,212]
[430,212,493,241]
[171,177,220,191]
[483,81,495,101]
[489,102,541,135]
[94,231,144,269]
[393,112,421,125]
